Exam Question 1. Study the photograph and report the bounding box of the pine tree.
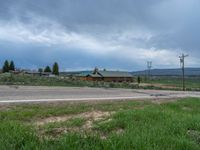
[44,66,52,73]
[2,60,10,73]
[52,62,59,75]
[9,60,15,71]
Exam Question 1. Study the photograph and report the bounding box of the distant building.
[24,70,55,77]
[9,70,21,74]
[77,70,133,82]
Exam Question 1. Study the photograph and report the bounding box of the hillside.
[132,68,200,76]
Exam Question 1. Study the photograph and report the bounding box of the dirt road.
[0,85,200,103]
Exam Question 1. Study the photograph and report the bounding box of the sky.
[0,0,200,71]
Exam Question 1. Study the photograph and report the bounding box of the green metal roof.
[87,74,102,78]
[77,70,133,78]
[98,71,133,78]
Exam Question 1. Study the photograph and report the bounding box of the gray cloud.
[0,0,199,70]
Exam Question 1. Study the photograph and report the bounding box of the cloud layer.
[0,0,199,71]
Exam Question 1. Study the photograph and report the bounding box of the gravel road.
[0,85,200,103]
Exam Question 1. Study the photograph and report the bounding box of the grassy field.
[0,73,199,91]
[1,98,200,149]
[146,76,200,90]
[0,73,138,89]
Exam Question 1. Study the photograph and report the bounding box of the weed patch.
[1,98,200,149]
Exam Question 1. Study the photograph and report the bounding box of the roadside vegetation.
[1,98,200,149]
[0,73,139,89]
[0,73,199,91]
[144,76,200,91]
[0,60,199,91]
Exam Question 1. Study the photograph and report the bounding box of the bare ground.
[36,110,116,139]
[36,110,113,126]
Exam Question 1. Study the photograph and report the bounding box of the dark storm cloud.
[0,0,199,70]
[0,0,165,28]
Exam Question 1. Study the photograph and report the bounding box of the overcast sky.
[0,0,200,71]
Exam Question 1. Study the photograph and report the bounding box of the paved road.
[0,85,200,103]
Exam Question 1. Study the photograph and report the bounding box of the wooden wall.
[78,76,133,82]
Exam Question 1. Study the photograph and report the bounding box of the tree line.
[2,60,15,73]
[38,62,59,75]
[2,60,59,75]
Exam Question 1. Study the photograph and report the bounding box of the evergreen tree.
[52,62,59,75]
[2,60,10,73]
[44,66,52,72]
[9,60,15,71]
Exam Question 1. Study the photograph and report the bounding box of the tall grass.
[1,98,200,149]
[1,73,199,91]
[0,73,138,89]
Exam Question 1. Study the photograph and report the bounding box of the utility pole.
[179,53,188,91]
[147,61,152,80]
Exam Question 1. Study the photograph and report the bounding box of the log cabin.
[78,70,133,82]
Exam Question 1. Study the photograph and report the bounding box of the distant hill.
[61,68,200,77]
[132,68,200,76]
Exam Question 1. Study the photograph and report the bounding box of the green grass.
[0,73,138,89]
[1,98,200,149]
[0,73,199,91]
[145,76,200,90]
[43,117,87,130]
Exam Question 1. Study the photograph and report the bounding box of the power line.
[146,61,152,81]
[179,53,189,91]
[147,61,152,77]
